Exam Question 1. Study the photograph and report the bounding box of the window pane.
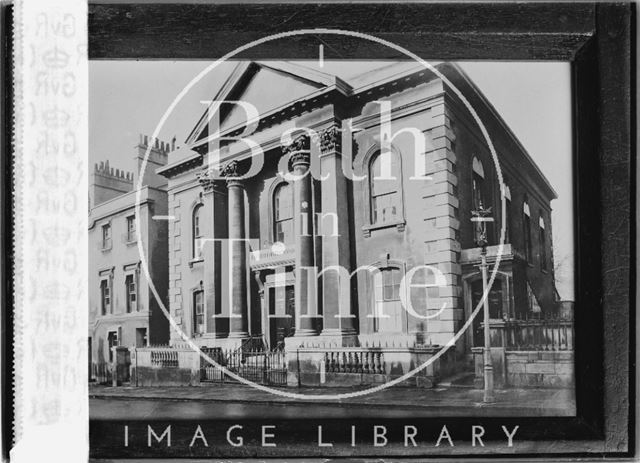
[383,284,394,300]
[377,301,403,333]
[372,192,399,224]
[274,183,292,221]
[194,290,205,334]
[274,183,293,243]
[391,282,400,300]
[275,218,294,244]
[370,151,401,225]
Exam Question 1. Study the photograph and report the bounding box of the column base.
[284,335,321,351]
[294,328,319,337]
[206,337,245,351]
[318,330,359,347]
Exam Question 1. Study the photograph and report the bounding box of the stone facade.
[157,62,558,369]
[88,136,171,368]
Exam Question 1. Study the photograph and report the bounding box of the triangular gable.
[185,61,341,148]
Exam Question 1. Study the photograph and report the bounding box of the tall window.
[523,199,532,262]
[504,185,512,243]
[107,331,118,362]
[136,328,148,347]
[273,182,293,244]
[125,274,137,313]
[408,266,441,318]
[100,279,111,315]
[471,157,485,209]
[102,224,112,250]
[373,267,404,333]
[126,216,136,242]
[192,204,203,258]
[539,214,548,271]
[369,150,402,225]
[193,290,205,335]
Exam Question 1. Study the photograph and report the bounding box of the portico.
[190,122,358,350]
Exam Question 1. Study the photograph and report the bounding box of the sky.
[89,60,574,300]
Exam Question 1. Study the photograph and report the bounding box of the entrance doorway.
[267,285,295,349]
[470,278,504,347]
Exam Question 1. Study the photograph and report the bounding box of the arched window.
[539,213,547,271]
[369,150,402,225]
[273,182,293,244]
[192,204,203,259]
[523,199,532,262]
[372,265,405,333]
[472,157,485,209]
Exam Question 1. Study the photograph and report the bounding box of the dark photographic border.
[86,2,634,459]
[2,4,14,461]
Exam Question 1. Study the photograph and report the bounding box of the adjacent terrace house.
[88,136,172,380]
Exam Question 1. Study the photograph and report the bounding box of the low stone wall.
[289,346,455,388]
[131,366,199,387]
[130,348,200,386]
[505,351,574,388]
[472,348,574,388]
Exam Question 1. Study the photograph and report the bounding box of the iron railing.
[503,317,574,351]
[90,362,112,384]
[200,347,287,386]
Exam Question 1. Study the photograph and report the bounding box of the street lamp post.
[471,202,495,403]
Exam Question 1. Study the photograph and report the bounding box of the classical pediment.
[186,61,346,148]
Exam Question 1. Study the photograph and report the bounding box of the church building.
[157,61,558,366]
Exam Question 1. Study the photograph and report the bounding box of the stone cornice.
[157,151,203,178]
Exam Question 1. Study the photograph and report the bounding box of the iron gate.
[200,346,287,386]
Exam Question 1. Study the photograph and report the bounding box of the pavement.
[89,383,576,418]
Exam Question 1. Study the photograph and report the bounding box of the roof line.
[444,62,558,199]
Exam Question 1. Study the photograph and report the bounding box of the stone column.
[196,168,228,337]
[223,161,249,338]
[286,135,319,337]
[318,123,357,341]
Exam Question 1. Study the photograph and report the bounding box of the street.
[89,384,576,419]
[90,397,420,420]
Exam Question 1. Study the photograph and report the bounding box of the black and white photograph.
[88,55,578,446]
[3,2,634,462]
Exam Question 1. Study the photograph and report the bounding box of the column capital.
[282,133,310,155]
[319,122,342,156]
[282,134,311,170]
[196,168,226,193]
[221,160,245,187]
